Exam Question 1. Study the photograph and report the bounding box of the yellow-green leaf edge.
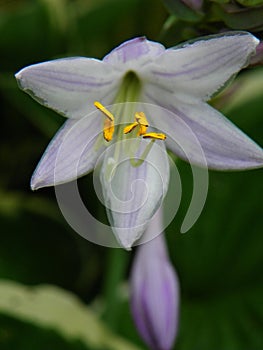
[0,279,141,350]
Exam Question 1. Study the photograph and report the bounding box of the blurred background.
[0,0,262,349]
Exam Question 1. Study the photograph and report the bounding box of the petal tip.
[15,66,28,81]
[15,70,24,88]
[30,172,52,191]
[112,227,142,250]
[251,34,260,46]
[30,178,42,191]
[30,176,37,191]
[117,235,134,251]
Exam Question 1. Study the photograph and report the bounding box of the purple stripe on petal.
[143,92,263,170]
[146,33,259,101]
[31,112,106,189]
[152,46,243,80]
[103,37,165,69]
[16,57,121,119]
[24,68,114,92]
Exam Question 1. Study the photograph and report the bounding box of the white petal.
[145,32,259,102]
[31,112,106,189]
[141,97,263,170]
[103,37,165,72]
[16,58,121,119]
[100,138,170,249]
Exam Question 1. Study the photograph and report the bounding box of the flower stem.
[101,248,130,330]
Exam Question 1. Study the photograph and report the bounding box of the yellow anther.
[138,124,147,136]
[94,101,115,142]
[103,118,114,142]
[143,132,166,140]
[94,101,114,121]
[124,111,149,136]
[123,122,139,134]
[135,112,149,136]
[135,112,149,127]
[123,111,166,140]
[94,102,166,143]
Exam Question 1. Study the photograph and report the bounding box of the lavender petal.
[142,97,263,170]
[31,112,105,189]
[15,57,120,119]
[100,139,170,249]
[146,32,259,102]
[103,37,165,71]
[130,209,179,350]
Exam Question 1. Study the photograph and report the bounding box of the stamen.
[135,112,148,136]
[124,111,149,136]
[94,101,115,142]
[138,124,148,136]
[94,101,166,143]
[123,111,166,140]
[104,118,114,142]
[143,133,166,140]
[124,122,138,134]
[94,101,114,121]
[135,112,148,127]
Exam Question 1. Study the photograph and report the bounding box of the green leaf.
[162,0,204,22]
[214,3,263,31]
[0,280,142,350]
[220,67,263,145]
[0,190,81,287]
[222,68,263,115]
[168,168,263,350]
[0,314,88,350]
[0,1,65,71]
[176,287,263,350]
[235,0,263,7]
[0,73,63,138]
[165,68,263,350]
[210,0,230,4]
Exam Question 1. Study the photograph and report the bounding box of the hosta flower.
[15,32,263,249]
[130,207,179,350]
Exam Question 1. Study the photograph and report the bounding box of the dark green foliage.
[0,0,262,349]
